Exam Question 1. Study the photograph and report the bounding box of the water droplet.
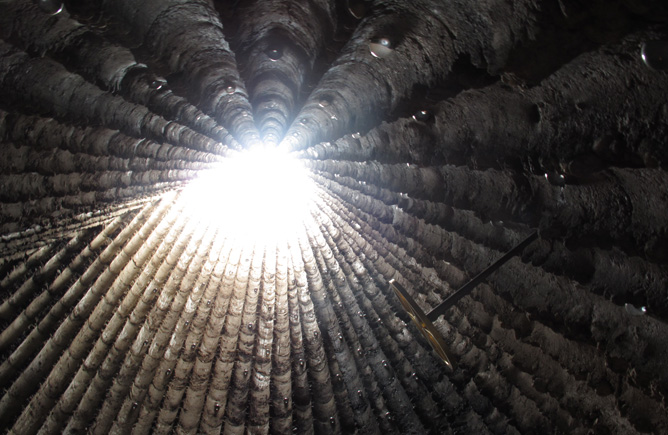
[625,303,647,316]
[351,132,361,140]
[412,109,433,123]
[544,172,566,187]
[37,0,63,14]
[318,98,331,108]
[149,79,167,90]
[641,40,668,71]
[369,37,394,58]
[266,45,283,61]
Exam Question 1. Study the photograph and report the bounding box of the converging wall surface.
[1,0,668,433]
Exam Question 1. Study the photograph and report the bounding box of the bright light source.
[178,147,315,242]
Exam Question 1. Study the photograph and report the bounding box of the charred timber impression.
[233,0,338,143]
[0,0,668,434]
[97,0,262,147]
[0,0,231,142]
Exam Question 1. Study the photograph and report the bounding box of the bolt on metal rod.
[426,230,539,322]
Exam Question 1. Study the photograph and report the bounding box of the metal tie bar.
[390,230,539,369]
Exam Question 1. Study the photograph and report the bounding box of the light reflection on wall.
[176,147,316,244]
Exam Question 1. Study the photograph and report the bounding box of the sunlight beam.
[178,147,316,243]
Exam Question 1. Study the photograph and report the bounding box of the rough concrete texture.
[0,0,667,433]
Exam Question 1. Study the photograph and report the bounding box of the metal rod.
[426,230,539,322]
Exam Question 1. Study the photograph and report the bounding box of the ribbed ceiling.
[1,0,668,433]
